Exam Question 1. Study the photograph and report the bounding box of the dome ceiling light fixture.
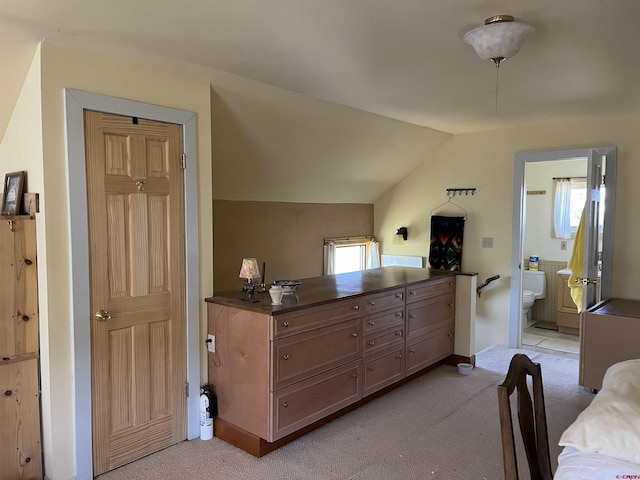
[463,15,535,116]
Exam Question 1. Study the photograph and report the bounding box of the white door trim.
[64,89,201,480]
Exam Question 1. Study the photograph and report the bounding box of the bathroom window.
[554,178,605,237]
[568,180,587,233]
[553,178,587,238]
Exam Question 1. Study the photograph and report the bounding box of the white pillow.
[559,359,640,464]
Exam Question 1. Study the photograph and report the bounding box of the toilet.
[522,270,546,326]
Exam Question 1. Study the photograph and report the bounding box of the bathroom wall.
[523,159,587,326]
[523,158,587,263]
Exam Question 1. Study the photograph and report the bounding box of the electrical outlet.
[207,334,215,353]
[561,240,567,251]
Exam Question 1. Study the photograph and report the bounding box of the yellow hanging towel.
[567,206,586,312]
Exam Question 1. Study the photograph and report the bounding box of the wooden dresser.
[580,298,640,390]
[206,267,458,456]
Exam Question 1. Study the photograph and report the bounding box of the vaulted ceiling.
[2,1,640,203]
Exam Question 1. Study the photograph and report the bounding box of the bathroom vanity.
[557,269,579,334]
[205,267,470,456]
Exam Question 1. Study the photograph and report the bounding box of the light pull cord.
[495,63,500,117]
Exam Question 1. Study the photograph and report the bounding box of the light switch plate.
[207,334,215,353]
[482,237,494,248]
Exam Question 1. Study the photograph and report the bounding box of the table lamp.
[239,258,261,298]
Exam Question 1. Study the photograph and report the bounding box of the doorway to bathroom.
[508,147,617,350]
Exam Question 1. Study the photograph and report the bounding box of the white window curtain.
[367,240,380,269]
[553,179,572,239]
[323,242,336,275]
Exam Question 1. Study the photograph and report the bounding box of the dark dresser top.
[205,266,467,315]
[589,298,640,318]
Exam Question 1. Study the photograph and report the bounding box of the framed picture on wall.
[2,171,26,215]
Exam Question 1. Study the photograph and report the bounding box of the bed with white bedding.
[555,359,640,479]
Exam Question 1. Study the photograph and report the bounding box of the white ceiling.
[2,0,640,136]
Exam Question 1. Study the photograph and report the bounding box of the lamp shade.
[464,15,535,65]
[239,258,260,279]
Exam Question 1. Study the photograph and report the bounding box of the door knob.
[95,310,111,321]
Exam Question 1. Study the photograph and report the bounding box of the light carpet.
[98,345,594,480]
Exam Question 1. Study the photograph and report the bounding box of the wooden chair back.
[497,353,553,480]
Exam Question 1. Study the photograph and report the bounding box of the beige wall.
[213,200,373,292]
[4,35,640,480]
[209,71,450,204]
[375,113,640,352]
[34,43,213,480]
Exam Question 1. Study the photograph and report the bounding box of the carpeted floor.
[98,344,594,480]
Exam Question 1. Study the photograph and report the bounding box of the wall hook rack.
[446,188,477,197]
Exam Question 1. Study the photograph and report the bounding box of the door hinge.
[181,153,186,170]
[185,382,189,397]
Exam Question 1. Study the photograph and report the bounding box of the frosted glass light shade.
[464,18,535,63]
[239,258,260,279]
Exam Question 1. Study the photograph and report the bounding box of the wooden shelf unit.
[0,216,42,480]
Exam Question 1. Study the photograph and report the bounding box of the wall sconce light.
[239,257,261,298]
[396,227,408,241]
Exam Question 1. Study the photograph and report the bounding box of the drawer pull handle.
[368,365,374,371]
[369,301,375,306]
[449,282,455,286]
[396,354,403,359]
[368,321,375,326]
[283,354,290,360]
[353,304,359,311]
[396,293,403,299]
[409,314,416,319]
[396,312,403,318]
[449,303,454,307]
[410,290,416,295]
[395,330,403,337]
[283,321,290,327]
[409,348,416,354]
[368,341,375,346]
[281,402,288,408]
[351,373,358,378]
[351,332,358,337]
[448,333,453,338]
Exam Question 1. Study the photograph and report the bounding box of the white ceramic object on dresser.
[522,270,546,326]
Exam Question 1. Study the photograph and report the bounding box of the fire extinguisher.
[202,384,218,418]
[199,385,217,440]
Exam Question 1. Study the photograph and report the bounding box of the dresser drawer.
[363,326,404,356]
[271,360,362,441]
[273,298,362,339]
[406,325,454,376]
[363,307,404,336]
[363,288,405,314]
[363,346,405,396]
[406,276,455,304]
[406,293,454,339]
[272,318,362,390]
